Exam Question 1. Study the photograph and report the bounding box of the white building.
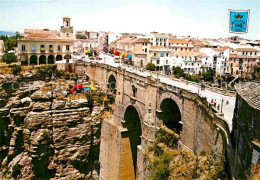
[149,46,171,74]
[147,32,169,47]
[200,48,229,75]
[107,33,122,45]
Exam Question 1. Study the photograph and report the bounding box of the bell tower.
[60,17,73,39]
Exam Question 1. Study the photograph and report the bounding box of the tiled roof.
[23,29,60,40]
[169,38,189,44]
[236,48,260,52]
[135,38,151,43]
[229,53,260,58]
[150,46,169,50]
[235,82,260,110]
[191,40,205,46]
[170,51,208,57]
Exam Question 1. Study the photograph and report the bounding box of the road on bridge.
[84,53,236,130]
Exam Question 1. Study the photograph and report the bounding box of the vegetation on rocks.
[148,126,227,180]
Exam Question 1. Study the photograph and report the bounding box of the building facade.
[17,17,74,65]
[231,82,260,179]
[228,48,260,76]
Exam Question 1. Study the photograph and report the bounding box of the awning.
[85,49,89,53]
[84,85,96,90]
[127,54,132,59]
[114,51,119,55]
[69,89,75,93]
[90,49,94,53]
[125,54,129,58]
[103,48,106,51]
[110,49,114,53]
[105,49,108,52]
[73,84,83,89]
[94,50,97,53]
[84,87,91,91]
[120,53,125,57]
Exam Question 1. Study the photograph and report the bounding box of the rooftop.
[236,48,260,52]
[169,38,189,44]
[135,38,151,43]
[190,40,205,47]
[235,82,260,110]
[23,29,60,40]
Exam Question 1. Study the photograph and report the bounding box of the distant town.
[0,17,259,86]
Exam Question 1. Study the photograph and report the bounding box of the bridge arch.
[122,103,143,176]
[157,92,183,134]
[108,74,116,94]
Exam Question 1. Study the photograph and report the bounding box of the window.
[66,45,70,51]
[31,45,35,52]
[185,63,187,66]
[166,53,169,57]
[58,45,61,51]
[255,52,257,55]
[166,60,168,64]
[154,53,156,56]
[40,45,45,52]
[144,48,147,53]
[192,63,194,66]
[22,45,26,51]
[49,45,53,52]
[157,60,160,64]
[160,53,164,57]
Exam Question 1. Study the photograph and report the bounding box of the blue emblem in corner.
[229,9,249,33]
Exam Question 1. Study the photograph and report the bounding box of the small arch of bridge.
[157,92,183,134]
[107,71,117,94]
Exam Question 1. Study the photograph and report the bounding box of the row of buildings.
[108,32,260,76]
[15,17,260,77]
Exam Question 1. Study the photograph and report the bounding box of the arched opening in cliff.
[48,55,55,64]
[122,105,142,176]
[39,55,46,65]
[108,74,116,94]
[30,55,37,65]
[160,98,182,134]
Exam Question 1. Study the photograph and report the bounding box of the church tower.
[60,17,73,39]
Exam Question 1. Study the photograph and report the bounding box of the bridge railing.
[80,61,236,97]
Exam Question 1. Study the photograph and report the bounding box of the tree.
[4,37,16,51]
[173,67,185,78]
[146,63,156,71]
[68,63,73,73]
[2,53,17,66]
[202,69,216,82]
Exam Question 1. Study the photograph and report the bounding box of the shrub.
[12,65,22,75]
[146,63,156,71]
[173,67,185,78]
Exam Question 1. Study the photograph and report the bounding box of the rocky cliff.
[0,76,105,179]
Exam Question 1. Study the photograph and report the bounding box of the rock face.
[0,80,103,179]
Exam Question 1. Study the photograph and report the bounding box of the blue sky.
[0,0,259,40]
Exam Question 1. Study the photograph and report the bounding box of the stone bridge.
[75,62,232,180]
